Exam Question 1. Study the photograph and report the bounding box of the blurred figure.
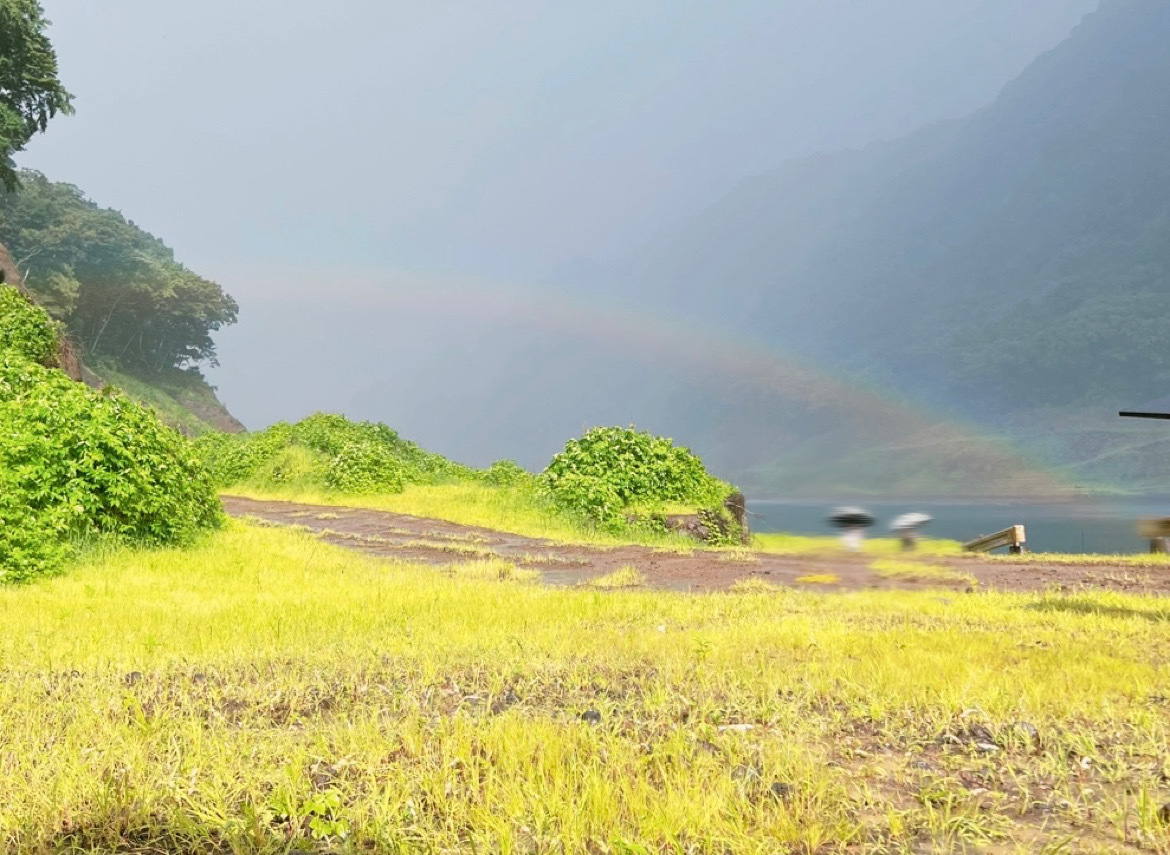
[891,512,933,551]
[829,507,875,552]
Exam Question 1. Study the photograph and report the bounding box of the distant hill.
[581,0,1170,492]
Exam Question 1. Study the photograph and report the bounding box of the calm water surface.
[747,498,1170,555]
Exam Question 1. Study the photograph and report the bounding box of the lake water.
[747,498,1170,555]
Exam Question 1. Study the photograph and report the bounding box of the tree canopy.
[0,171,238,375]
[0,0,72,191]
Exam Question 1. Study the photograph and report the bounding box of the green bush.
[544,426,727,502]
[0,356,223,581]
[294,412,469,484]
[293,412,390,457]
[324,442,405,494]
[193,422,293,488]
[541,426,732,528]
[0,492,69,583]
[0,285,58,365]
[539,472,624,528]
[252,445,323,490]
[196,412,473,494]
[482,459,531,487]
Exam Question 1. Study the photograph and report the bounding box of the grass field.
[3,521,1169,853]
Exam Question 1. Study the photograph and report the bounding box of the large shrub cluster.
[540,426,732,528]
[0,287,222,581]
[195,412,474,494]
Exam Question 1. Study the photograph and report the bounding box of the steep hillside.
[585,0,1170,491]
[0,172,242,435]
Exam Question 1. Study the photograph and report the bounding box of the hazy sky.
[21,1,1098,440]
[27,1,1096,283]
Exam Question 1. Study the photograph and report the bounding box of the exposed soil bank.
[223,496,1170,595]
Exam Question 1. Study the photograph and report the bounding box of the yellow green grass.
[586,565,647,589]
[987,551,1170,567]
[870,558,978,586]
[728,577,783,594]
[752,531,964,557]
[443,558,541,584]
[794,573,841,585]
[228,482,696,548]
[5,522,1169,852]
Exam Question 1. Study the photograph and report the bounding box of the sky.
[22,0,1098,445]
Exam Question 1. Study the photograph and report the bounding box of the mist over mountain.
[26,1,1096,281]
[606,0,1170,414]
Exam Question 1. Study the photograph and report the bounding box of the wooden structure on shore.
[963,525,1026,555]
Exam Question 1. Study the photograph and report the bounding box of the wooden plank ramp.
[963,525,1026,555]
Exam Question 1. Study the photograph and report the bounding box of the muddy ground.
[224,496,1170,595]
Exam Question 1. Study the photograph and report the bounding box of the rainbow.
[249,268,1076,496]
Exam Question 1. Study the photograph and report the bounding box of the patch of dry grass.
[795,573,841,585]
[728,577,783,594]
[870,559,977,587]
[585,565,647,589]
[443,558,541,584]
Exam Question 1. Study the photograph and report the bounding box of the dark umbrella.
[828,507,875,529]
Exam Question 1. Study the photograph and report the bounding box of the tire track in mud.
[223,496,1170,596]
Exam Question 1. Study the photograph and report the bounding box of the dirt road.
[223,496,1170,595]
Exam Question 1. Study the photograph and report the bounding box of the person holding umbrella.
[891,512,933,551]
[828,507,875,552]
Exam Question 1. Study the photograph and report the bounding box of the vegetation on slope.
[0,285,222,580]
[0,170,238,375]
[3,520,1167,852]
[0,169,242,436]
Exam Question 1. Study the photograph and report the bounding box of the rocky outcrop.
[663,491,750,545]
[0,242,25,295]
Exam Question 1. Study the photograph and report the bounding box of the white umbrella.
[891,512,933,532]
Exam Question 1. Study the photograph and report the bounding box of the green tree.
[0,172,238,374]
[0,0,72,191]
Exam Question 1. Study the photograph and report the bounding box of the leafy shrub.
[293,412,390,457]
[541,426,731,527]
[193,423,293,487]
[0,355,222,581]
[253,445,323,490]
[540,472,625,527]
[0,492,69,583]
[482,459,531,487]
[295,412,471,484]
[324,442,405,494]
[196,412,473,494]
[0,285,58,365]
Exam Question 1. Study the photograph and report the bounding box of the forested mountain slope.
[609,0,1170,413]
[0,171,242,434]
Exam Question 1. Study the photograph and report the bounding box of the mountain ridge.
[551,0,1170,494]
